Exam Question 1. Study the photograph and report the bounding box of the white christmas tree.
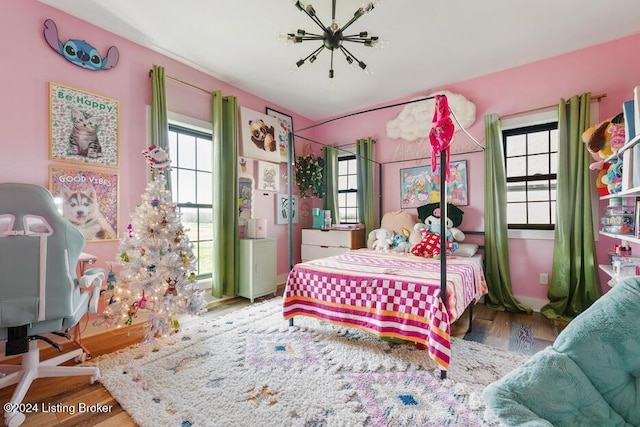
[98,146,206,340]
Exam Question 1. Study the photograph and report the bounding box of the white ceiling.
[38,0,640,121]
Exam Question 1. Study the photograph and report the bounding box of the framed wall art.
[266,107,294,163]
[400,160,468,208]
[49,165,119,241]
[50,82,119,167]
[256,161,280,192]
[239,106,281,163]
[276,193,298,224]
[239,174,254,225]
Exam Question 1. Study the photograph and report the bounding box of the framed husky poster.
[49,165,119,241]
[49,82,119,167]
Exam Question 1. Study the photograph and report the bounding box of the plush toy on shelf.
[582,113,626,196]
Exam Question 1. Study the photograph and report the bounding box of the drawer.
[302,228,365,248]
[301,244,349,262]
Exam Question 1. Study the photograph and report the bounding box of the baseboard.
[516,296,549,312]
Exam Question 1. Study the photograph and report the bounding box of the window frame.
[337,153,359,224]
[503,122,558,231]
[167,117,213,284]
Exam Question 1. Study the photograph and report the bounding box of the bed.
[283,209,487,375]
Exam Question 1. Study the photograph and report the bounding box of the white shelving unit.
[598,128,640,282]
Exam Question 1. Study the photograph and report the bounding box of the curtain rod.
[502,93,606,119]
[149,69,214,95]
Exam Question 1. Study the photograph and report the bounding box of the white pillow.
[452,243,478,257]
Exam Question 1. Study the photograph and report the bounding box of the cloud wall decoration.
[386,91,476,142]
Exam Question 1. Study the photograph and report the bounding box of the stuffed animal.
[601,154,624,194]
[581,113,625,160]
[368,228,394,250]
[410,225,451,258]
[416,202,465,244]
[424,218,460,253]
[392,233,411,252]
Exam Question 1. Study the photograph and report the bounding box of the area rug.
[90,298,528,427]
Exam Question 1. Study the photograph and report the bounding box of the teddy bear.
[368,228,394,250]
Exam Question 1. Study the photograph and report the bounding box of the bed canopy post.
[439,149,448,380]
[287,130,294,272]
[378,162,383,228]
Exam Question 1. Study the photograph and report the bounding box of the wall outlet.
[539,273,549,285]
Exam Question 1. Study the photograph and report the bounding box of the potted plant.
[295,153,324,198]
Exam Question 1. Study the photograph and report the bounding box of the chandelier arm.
[298,35,325,41]
[299,6,330,33]
[338,12,364,34]
[339,44,366,68]
[301,45,326,63]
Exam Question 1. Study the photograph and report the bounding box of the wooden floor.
[1,294,568,427]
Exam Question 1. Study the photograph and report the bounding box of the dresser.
[301,228,365,262]
[239,238,277,302]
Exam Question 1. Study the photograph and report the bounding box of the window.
[503,122,558,230]
[168,124,213,280]
[337,154,359,223]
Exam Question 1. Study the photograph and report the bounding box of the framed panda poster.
[239,106,281,163]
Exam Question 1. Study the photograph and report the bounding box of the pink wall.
[312,33,640,304]
[0,0,315,284]
[2,0,639,304]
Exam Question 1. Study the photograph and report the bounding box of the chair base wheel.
[4,411,26,427]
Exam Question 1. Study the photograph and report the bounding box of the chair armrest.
[79,267,105,314]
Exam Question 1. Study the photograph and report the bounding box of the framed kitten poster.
[49,165,119,242]
[49,82,119,167]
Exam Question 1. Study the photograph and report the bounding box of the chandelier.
[286,0,380,78]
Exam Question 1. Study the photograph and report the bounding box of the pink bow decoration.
[429,94,454,180]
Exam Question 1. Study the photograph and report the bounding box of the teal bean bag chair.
[483,276,640,426]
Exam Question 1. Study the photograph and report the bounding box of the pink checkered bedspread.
[283,249,487,371]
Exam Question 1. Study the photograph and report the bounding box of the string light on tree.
[96,146,206,340]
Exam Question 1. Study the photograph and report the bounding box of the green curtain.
[484,114,532,313]
[541,93,601,321]
[150,64,170,188]
[323,145,340,224]
[356,138,375,234]
[211,91,239,298]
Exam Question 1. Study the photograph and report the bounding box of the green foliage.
[295,154,325,198]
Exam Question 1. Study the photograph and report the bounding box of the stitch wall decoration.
[43,19,119,71]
